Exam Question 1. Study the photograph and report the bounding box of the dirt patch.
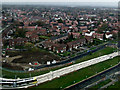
[8,50,61,64]
[2,62,24,71]
[2,56,22,63]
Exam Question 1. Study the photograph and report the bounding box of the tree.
[36,20,45,26]
[69,33,74,40]
[24,42,34,51]
[103,33,106,40]
[112,33,118,39]
[57,19,63,23]
[97,23,108,33]
[24,42,39,51]
[11,18,14,22]
[14,28,26,38]
[118,31,120,40]
[14,21,24,26]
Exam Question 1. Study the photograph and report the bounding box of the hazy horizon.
[2,2,119,8]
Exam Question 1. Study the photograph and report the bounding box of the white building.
[85,31,95,36]
[105,33,113,39]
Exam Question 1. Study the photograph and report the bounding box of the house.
[80,26,88,30]
[37,29,47,36]
[92,33,103,40]
[82,30,89,35]
[69,32,81,39]
[85,36,93,43]
[105,32,113,39]
[41,41,54,50]
[67,38,86,51]
[112,30,118,35]
[26,31,33,38]
[96,34,104,40]
[29,34,39,42]
[85,31,95,36]
[52,44,67,53]
[51,32,60,36]
[94,28,98,32]
[25,26,36,31]
[9,38,28,47]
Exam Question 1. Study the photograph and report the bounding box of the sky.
[2,0,120,2]
[1,0,119,8]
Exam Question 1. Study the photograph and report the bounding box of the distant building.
[9,38,28,47]
[67,38,86,51]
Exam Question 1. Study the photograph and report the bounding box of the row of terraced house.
[41,33,93,53]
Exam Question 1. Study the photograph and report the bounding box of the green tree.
[24,42,39,51]
[57,19,63,23]
[97,23,108,33]
[103,33,106,40]
[24,42,34,51]
[112,33,118,39]
[36,20,45,26]
[69,33,74,40]
[14,28,26,38]
[118,31,120,40]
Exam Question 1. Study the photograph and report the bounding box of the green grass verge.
[75,47,116,64]
[39,36,50,39]
[31,56,120,89]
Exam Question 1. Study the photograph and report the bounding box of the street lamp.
[60,87,62,88]
[13,75,17,87]
[74,81,76,83]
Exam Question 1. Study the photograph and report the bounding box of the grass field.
[2,47,117,79]
[39,36,50,39]
[75,47,116,64]
[31,56,120,89]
